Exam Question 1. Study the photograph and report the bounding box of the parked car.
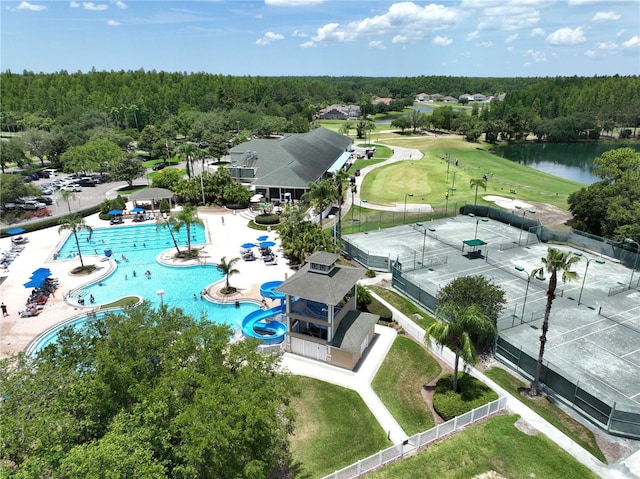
[152,163,167,171]
[60,185,82,192]
[199,141,209,148]
[40,187,54,196]
[92,174,108,183]
[34,196,54,205]
[354,169,361,176]
[22,200,46,210]
[78,177,96,187]
[3,203,17,211]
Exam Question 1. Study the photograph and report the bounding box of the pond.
[493,142,640,184]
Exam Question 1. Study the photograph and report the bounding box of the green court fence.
[495,336,640,439]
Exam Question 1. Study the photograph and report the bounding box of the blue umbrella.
[130,207,145,213]
[260,241,276,248]
[24,277,45,289]
[241,243,256,249]
[31,267,51,278]
[257,235,269,242]
[7,228,25,235]
[108,209,123,215]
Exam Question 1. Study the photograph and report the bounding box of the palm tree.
[156,215,182,256]
[333,169,350,238]
[425,302,496,393]
[169,205,203,256]
[469,178,487,206]
[529,248,579,396]
[178,142,196,179]
[58,215,93,268]
[217,256,240,294]
[58,189,77,213]
[308,179,338,225]
[356,284,372,310]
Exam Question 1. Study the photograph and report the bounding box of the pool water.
[54,223,259,328]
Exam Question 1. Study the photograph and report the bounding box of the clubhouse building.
[228,127,353,204]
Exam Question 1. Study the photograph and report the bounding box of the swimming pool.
[54,223,259,327]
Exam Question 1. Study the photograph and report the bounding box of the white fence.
[321,396,508,479]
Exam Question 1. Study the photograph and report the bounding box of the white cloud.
[596,40,618,51]
[466,30,479,41]
[584,50,596,57]
[622,35,640,52]
[592,11,620,22]
[265,0,324,5]
[369,40,385,49]
[16,1,47,11]
[546,26,586,46]
[525,49,547,62]
[506,46,514,52]
[432,35,452,46]
[506,33,518,43]
[71,2,108,11]
[256,31,284,45]
[392,35,408,44]
[292,29,308,38]
[476,41,493,47]
[111,0,126,8]
[299,40,316,48]
[107,19,120,26]
[311,2,460,44]
[530,28,545,37]
[616,29,625,37]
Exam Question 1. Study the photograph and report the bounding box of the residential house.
[228,127,353,204]
[372,97,393,105]
[443,96,458,103]
[415,92,431,102]
[276,251,379,369]
[317,104,361,120]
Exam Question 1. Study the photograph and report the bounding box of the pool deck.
[0,207,296,359]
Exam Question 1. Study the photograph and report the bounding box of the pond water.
[493,142,640,184]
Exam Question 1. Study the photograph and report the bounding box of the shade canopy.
[241,243,256,249]
[7,228,25,235]
[108,209,123,215]
[23,277,45,289]
[463,239,487,247]
[257,235,269,242]
[130,207,145,213]
[260,241,276,248]
[30,268,51,280]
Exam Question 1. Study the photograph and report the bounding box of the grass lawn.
[372,336,441,435]
[291,377,391,479]
[368,285,434,331]
[484,367,606,462]
[365,414,600,479]
[358,134,584,211]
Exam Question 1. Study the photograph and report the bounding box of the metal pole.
[578,261,590,306]
[403,193,413,224]
[522,277,531,319]
[626,238,639,289]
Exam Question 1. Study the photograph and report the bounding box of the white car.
[22,200,47,210]
[60,185,82,192]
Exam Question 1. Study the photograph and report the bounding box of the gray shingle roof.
[330,310,379,353]
[229,127,352,189]
[275,262,365,305]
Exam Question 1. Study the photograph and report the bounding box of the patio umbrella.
[7,228,25,235]
[23,277,45,289]
[31,267,51,278]
[108,209,123,215]
[257,235,269,242]
[130,207,145,213]
[241,243,256,249]
[260,241,276,248]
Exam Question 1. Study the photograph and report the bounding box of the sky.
[1,0,639,77]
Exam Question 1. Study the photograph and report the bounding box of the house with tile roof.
[228,127,353,204]
[275,251,379,369]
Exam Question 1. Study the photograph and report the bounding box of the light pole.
[416,222,435,266]
[403,193,413,224]
[350,185,357,227]
[156,289,165,307]
[358,199,367,232]
[515,205,536,246]
[452,171,456,190]
[444,191,449,217]
[626,238,639,289]
[573,252,605,306]
[468,213,488,239]
[236,120,240,135]
[514,266,545,321]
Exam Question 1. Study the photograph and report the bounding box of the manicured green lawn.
[369,285,435,331]
[291,377,390,479]
[372,336,441,435]
[484,367,606,462]
[365,415,600,479]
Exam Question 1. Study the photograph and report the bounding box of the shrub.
[254,214,280,225]
[433,373,498,421]
[159,198,170,214]
[365,269,376,278]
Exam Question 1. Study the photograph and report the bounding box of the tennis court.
[346,214,640,406]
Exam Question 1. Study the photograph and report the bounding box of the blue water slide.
[260,280,285,301]
[241,304,286,345]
